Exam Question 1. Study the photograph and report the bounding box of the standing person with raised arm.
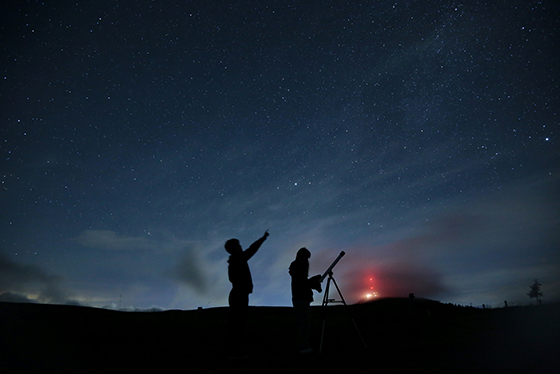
[224,230,269,358]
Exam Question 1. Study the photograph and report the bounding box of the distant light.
[366,292,378,299]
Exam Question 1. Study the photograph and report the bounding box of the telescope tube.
[320,251,346,282]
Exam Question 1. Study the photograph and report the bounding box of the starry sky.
[1,0,559,310]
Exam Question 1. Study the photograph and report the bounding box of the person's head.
[224,238,242,255]
[295,247,311,261]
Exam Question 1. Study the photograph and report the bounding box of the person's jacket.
[228,236,266,293]
[289,259,314,302]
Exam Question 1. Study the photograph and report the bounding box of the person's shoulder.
[289,260,305,272]
[229,253,244,261]
[288,260,296,272]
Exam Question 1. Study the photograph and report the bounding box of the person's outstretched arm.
[243,230,269,260]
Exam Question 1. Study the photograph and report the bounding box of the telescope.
[320,251,345,282]
[318,250,366,353]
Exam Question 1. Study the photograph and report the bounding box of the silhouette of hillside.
[1,299,558,373]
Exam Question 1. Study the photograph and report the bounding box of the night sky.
[1,0,559,310]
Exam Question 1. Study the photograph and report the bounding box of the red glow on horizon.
[363,273,379,300]
[339,255,447,303]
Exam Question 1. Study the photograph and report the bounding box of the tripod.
[319,271,367,353]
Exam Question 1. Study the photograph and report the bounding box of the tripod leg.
[319,276,331,353]
[331,277,368,350]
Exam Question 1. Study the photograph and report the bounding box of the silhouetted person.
[225,230,269,357]
[289,247,322,354]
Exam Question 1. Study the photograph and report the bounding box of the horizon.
[0,282,555,312]
[0,293,555,312]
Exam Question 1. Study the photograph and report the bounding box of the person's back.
[289,254,313,302]
[228,250,253,294]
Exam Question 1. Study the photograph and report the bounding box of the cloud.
[308,240,447,302]
[0,291,37,303]
[340,256,447,302]
[0,253,68,303]
[171,243,208,294]
[333,173,560,305]
[72,230,216,301]
[73,230,157,251]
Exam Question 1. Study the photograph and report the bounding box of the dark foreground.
[2,299,559,373]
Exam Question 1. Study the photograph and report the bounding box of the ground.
[2,299,558,373]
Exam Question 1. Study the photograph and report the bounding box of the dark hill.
[1,299,558,373]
